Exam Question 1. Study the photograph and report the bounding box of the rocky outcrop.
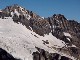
[47,14,80,47]
[0,48,20,60]
[32,47,72,60]
[30,18,51,36]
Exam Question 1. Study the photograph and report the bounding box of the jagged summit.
[0,4,80,60]
[0,4,41,20]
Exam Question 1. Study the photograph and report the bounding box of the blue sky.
[0,0,80,22]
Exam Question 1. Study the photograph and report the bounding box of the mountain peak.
[52,14,67,20]
[1,4,41,20]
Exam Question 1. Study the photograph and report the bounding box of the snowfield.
[0,17,76,60]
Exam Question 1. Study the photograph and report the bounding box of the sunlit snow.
[0,17,76,60]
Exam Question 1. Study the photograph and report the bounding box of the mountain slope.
[0,17,72,60]
[0,4,80,60]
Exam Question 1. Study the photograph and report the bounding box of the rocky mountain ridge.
[0,4,80,60]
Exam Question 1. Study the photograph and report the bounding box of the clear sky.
[0,0,80,22]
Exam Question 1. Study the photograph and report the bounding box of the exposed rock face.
[0,48,20,60]
[0,4,80,60]
[32,47,72,60]
[30,19,51,36]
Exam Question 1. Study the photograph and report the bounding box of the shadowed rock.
[0,48,20,60]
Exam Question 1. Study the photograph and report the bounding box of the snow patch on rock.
[63,32,71,37]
